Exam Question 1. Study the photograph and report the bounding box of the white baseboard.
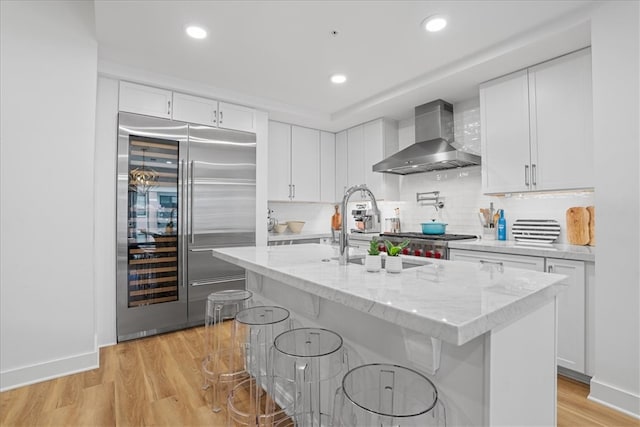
[0,350,99,392]
[588,377,640,419]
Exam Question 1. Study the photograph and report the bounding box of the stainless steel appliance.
[116,112,256,342]
[378,232,476,260]
[373,99,481,175]
[351,202,381,233]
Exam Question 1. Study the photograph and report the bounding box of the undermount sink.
[331,255,429,270]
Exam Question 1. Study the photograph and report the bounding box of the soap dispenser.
[497,209,507,241]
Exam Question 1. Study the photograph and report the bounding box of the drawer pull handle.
[480,260,504,267]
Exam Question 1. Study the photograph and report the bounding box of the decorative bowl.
[287,221,305,234]
[273,223,288,233]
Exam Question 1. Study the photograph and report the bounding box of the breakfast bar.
[212,243,568,426]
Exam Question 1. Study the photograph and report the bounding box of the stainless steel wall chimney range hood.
[373,99,481,175]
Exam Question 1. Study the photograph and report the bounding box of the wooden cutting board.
[587,206,595,246]
[566,207,590,245]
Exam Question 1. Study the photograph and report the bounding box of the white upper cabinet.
[529,49,593,190]
[346,125,365,189]
[335,130,348,200]
[480,48,593,194]
[320,131,336,203]
[342,119,399,200]
[291,125,320,201]
[119,81,172,119]
[120,82,256,133]
[480,70,531,194]
[268,121,292,201]
[172,92,218,125]
[218,102,256,133]
[267,121,322,202]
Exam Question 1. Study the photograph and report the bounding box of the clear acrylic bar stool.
[201,289,253,412]
[332,363,446,427]
[272,328,347,427]
[227,306,292,427]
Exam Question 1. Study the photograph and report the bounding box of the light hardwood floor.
[1,326,638,426]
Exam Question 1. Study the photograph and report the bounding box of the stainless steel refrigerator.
[116,112,256,342]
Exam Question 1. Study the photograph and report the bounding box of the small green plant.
[368,237,380,256]
[384,239,410,257]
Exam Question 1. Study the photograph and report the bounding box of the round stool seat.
[272,328,347,427]
[333,363,445,427]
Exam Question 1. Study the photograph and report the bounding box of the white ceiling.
[95,0,597,131]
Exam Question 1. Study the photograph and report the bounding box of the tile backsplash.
[270,98,595,244]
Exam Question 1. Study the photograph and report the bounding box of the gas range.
[378,232,477,260]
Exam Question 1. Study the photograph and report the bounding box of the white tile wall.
[271,98,596,244]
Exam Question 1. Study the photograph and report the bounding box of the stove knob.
[434,251,442,259]
[413,249,422,257]
[402,247,410,255]
[425,250,434,258]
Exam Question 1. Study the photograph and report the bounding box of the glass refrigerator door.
[127,136,180,307]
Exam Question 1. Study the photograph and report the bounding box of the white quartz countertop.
[211,244,567,346]
[449,239,595,262]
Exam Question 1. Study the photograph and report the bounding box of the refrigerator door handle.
[190,160,195,244]
[181,158,187,288]
[191,275,246,287]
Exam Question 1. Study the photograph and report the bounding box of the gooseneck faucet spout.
[339,184,381,265]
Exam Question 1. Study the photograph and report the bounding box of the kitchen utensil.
[587,206,595,246]
[566,207,590,245]
[512,219,560,243]
[287,221,305,234]
[420,220,447,235]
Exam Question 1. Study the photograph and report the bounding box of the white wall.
[589,0,640,417]
[0,1,98,390]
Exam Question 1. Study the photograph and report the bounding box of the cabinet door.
[219,102,256,133]
[363,120,384,199]
[119,81,172,119]
[480,70,532,194]
[320,131,336,202]
[291,125,320,201]
[335,130,348,199]
[449,249,545,271]
[347,125,365,189]
[548,258,586,373]
[172,92,218,126]
[529,49,593,191]
[268,121,292,200]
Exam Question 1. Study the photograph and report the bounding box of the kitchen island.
[211,243,568,426]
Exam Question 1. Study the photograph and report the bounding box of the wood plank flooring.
[2,325,638,426]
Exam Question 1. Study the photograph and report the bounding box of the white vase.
[365,254,381,272]
[385,256,403,273]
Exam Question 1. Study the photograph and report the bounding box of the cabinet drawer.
[449,249,544,272]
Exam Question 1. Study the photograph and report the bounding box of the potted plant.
[384,239,410,273]
[365,237,382,272]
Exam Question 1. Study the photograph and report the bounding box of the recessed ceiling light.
[185,25,207,39]
[423,15,447,32]
[330,74,347,84]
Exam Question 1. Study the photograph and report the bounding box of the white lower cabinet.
[449,249,544,272]
[450,249,591,376]
[547,258,586,374]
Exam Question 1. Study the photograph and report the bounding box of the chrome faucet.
[339,184,381,265]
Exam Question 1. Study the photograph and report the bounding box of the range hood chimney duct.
[373,99,481,175]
